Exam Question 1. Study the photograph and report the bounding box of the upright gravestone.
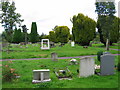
[79,57,95,77]
[41,39,50,50]
[32,69,51,83]
[51,53,58,61]
[71,41,75,47]
[100,54,115,75]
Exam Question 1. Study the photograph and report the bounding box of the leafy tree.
[95,1,117,50]
[71,13,96,46]
[29,22,39,43]
[0,1,23,42]
[12,28,23,43]
[54,26,70,43]
[49,31,57,42]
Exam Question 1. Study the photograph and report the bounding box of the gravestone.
[71,41,75,47]
[51,53,58,61]
[32,69,51,83]
[41,39,50,50]
[100,54,114,75]
[50,41,55,48]
[79,57,95,77]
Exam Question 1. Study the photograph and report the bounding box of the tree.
[71,13,96,46]
[49,31,57,42]
[95,1,117,50]
[12,28,23,43]
[0,1,24,42]
[54,26,70,43]
[29,22,39,43]
[22,25,28,44]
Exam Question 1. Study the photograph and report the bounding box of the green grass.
[2,43,118,59]
[2,56,118,88]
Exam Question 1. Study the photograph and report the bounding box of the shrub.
[2,61,19,82]
[97,51,103,61]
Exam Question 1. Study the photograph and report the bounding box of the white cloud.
[0,0,119,35]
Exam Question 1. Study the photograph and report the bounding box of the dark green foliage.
[55,26,70,43]
[49,26,70,43]
[12,28,23,43]
[72,13,96,46]
[95,1,119,46]
[97,16,120,45]
[0,1,23,43]
[49,31,57,42]
[95,2,116,16]
[29,22,39,43]
[97,51,103,61]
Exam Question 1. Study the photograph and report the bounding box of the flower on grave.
[13,73,18,76]
[5,65,9,67]
[70,59,77,62]
[10,68,15,73]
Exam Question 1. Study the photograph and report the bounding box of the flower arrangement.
[53,67,72,79]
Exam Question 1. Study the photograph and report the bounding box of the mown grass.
[2,56,119,88]
[2,43,118,59]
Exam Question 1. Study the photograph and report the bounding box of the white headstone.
[41,39,50,50]
[79,57,95,77]
[71,41,75,47]
[32,69,51,83]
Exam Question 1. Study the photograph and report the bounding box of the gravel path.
[110,48,120,51]
[1,54,119,61]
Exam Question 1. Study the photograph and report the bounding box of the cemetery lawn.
[2,56,119,88]
[2,43,118,59]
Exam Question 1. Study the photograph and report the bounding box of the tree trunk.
[106,39,109,51]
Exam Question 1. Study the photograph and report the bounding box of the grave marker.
[32,69,51,83]
[51,53,58,61]
[41,39,50,50]
[71,41,75,47]
[100,54,115,75]
[79,57,95,77]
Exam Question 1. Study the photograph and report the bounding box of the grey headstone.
[79,57,95,77]
[100,54,115,75]
[32,69,51,83]
[51,53,58,61]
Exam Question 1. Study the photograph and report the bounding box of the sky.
[0,0,119,35]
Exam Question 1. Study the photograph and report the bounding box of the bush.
[2,61,19,82]
[97,51,103,61]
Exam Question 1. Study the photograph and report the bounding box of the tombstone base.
[59,78,72,80]
[32,79,51,84]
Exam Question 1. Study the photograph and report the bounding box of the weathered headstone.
[100,54,114,75]
[41,39,50,50]
[50,41,55,48]
[79,57,95,77]
[51,53,58,61]
[32,69,51,83]
[71,41,75,47]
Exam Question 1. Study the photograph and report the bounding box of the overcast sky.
[0,0,119,35]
